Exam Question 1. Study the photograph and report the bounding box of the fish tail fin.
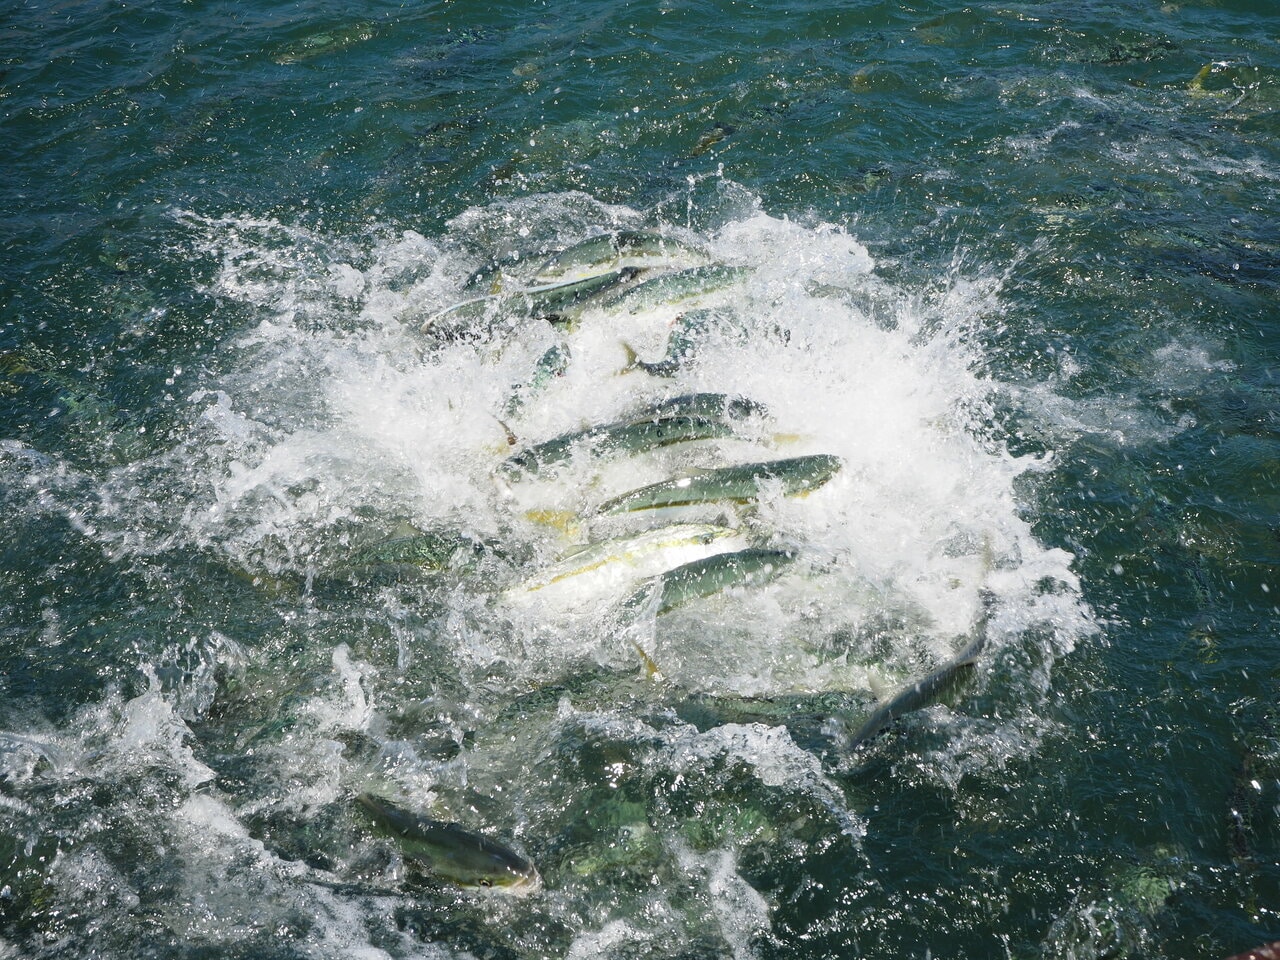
[618,341,641,375]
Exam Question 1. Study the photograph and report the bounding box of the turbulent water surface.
[2,1,1279,958]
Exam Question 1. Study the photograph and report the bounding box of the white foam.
[155,199,1094,700]
[98,675,216,790]
[0,192,1123,958]
[673,843,773,960]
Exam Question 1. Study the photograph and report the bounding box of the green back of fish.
[599,454,842,513]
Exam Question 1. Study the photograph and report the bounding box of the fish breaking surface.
[2,204,1087,958]
[206,211,1073,909]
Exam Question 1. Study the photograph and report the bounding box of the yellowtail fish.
[345,529,485,572]
[843,589,996,749]
[621,309,721,378]
[499,414,735,477]
[624,547,797,614]
[596,454,842,514]
[531,230,709,285]
[356,793,541,895]
[510,523,744,606]
[422,268,642,332]
[595,264,750,316]
[627,392,768,423]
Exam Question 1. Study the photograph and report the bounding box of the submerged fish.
[625,547,797,614]
[500,414,735,477]
[356,793,541,895]
[669,590,996,755]
[596,454,842,514]
[346,529,484,571]
[842,589,995,749]
[690,122,736,157]
[673,688,873,752]
[532,230,708,285]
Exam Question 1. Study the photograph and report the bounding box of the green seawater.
[3,1,1279,958]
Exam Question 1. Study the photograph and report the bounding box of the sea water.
[2,1,1278,958]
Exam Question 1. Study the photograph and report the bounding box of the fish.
[531,230,708,285]
[842,589,996,749]
[673,688,874,753]
[345,529,484,571]
[356,793,541,895]
[499,414,735,477]
[272,21,377,64]
[595,454,842,514]
[422,267,644,333]
[626,392,769,424]
[624,547,797,615]
[595,264,750,317]
[620,309,720,378]
[525,267,645,323]
[510,522,743,605]
[669,590,996,756]
[419,294,504,334]
[690,122,736,157]
[505,342,571,417]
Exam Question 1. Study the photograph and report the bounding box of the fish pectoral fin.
[768,432,810,446]
[632,641,665,680]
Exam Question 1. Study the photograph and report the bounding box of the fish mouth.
[469,869,542,897]
[505,870,543,896]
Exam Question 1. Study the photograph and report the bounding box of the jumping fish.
[531,230,709,285]
[595,264,750,316]
[510,523,743,605]
[526,267,645,323]
[627,392,768,424]
[500,414,735,477]
[422,268,643,332]
[505,342,571,418]
[621,309,720,378]
[624,547,797,614]
[356,793,541,895]
[596,454,842,514]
